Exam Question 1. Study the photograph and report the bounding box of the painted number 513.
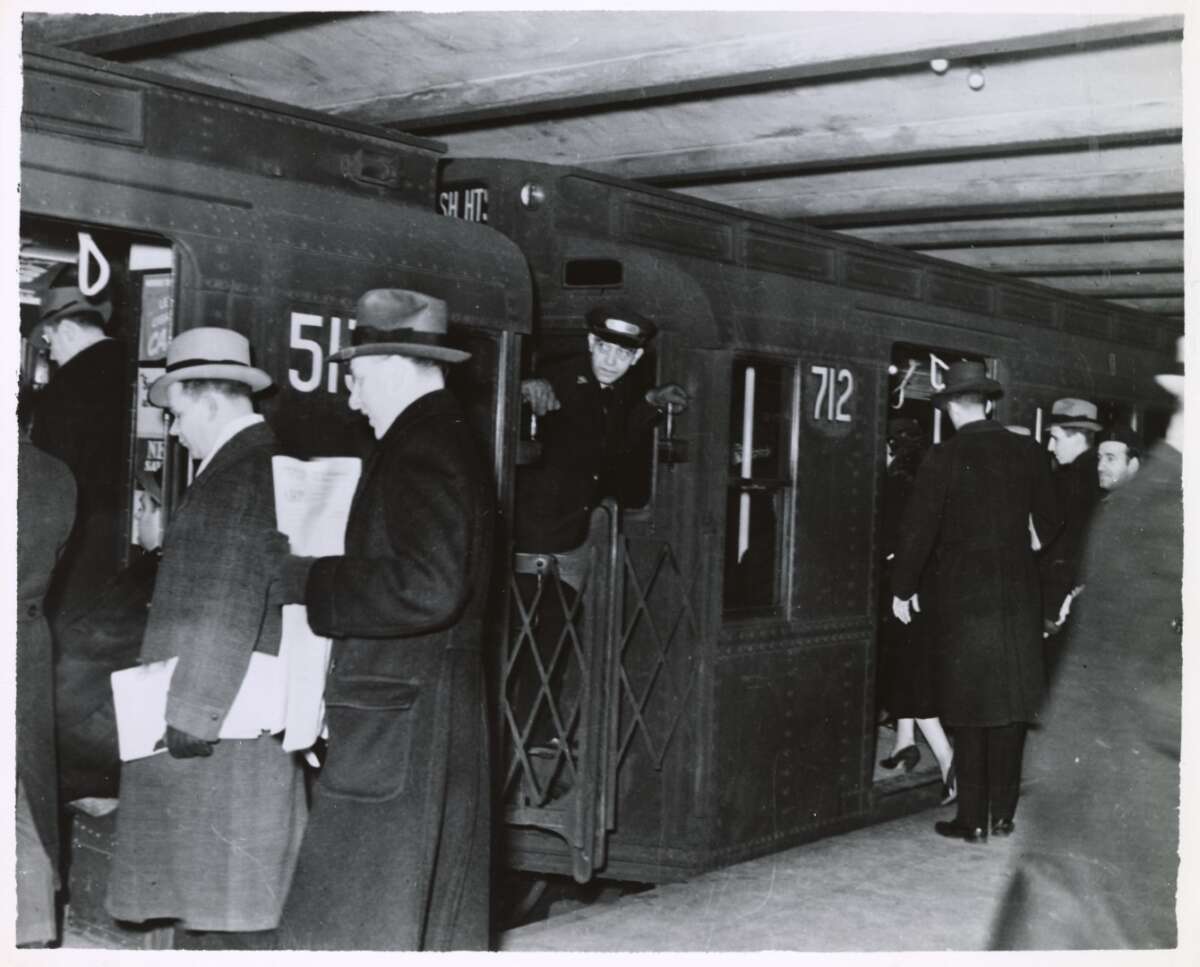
[811,365,853,423]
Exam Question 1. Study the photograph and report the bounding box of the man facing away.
[106,328,306,949]
[24,275,127,624]
[892,361,1061,843]
[273,289,494,950]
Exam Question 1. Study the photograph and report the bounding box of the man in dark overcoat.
[990,358,1183,948]
[106,328,306,948]
[1039,397,1103,636]
[892,361,1061,842]
[16,425,76,946]
[25,279,127,623]
[273,288,494,950]
[515,305,688,552]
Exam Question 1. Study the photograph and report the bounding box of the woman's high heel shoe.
[941,759,958,805]
[879,745,920,772]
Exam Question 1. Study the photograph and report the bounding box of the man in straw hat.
[24,266,127,624]
[992,338,1183,948]
[271,289,493,950]
[106,327,306,949]
[1040,397,1104,637]
[891,360,1060,843]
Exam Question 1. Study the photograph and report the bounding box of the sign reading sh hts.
[438,185,489,222]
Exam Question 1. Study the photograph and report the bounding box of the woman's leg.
[915,717,954,782]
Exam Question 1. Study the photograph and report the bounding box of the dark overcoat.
[16,440,76,859]
[514,355,658,551]
[991,443,1182,949]
[1039,446,1102,620]
[277,388,494,951]
[55,550,159,798]
[892,419,1061,726]
[31,338,127,619]
[107,421,306,932]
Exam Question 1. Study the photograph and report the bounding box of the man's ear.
[1129,456,1141,474]
[587,333,597,352]
[631,348,644,367]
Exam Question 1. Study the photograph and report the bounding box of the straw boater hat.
[931,360,1003,403]
[1048,398,1102,432]
[148,327,273,406]
[331,289,470,364]
[586,305,657,350]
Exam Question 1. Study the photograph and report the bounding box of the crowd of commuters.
[16,266,1180,949]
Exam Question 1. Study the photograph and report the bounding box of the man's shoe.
[934,820,987,842]
[991,819,1016,837]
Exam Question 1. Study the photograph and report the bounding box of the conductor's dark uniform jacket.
[515,355,660,552]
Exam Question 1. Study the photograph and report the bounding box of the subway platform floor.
[499,804,1016,952]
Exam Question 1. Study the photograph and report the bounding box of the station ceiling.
[22,10,1186,328]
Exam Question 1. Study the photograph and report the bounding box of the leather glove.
[645,383,689,413]
[521,378,561,417]
[161,725,216,759]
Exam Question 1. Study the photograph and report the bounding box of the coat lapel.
[171,422,274,519]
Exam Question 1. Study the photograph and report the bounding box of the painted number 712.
[811,365,854,423]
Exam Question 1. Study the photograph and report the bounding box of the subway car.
[18,41,1181,938]
[440,157,1181,885]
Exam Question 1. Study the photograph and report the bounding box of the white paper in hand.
[273,456,361,752]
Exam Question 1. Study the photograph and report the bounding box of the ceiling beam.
[1014,272,1184,299]
[323,14,1182,130]
[841,211,1184,248]
[802,193,1184,229]
[923,240,1182,275]
[21,13,322,58]
[1107,297,1184,314]
[678,146,1181,219]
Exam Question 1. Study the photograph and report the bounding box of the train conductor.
[515,304,689,552]
[273,288,494,950]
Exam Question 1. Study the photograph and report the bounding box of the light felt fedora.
[148,327,273,406]
[1048,398,1101,432]
[331,289,470,364]
[931,360,1003,402]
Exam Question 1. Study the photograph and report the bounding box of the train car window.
[563,259,623,288]
[20,217,175,567]
[724,358,794,615]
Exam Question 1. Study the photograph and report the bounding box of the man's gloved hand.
[521,378,561,417]
[160,725,217,759]
[646,383,689,413]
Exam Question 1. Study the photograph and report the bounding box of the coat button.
[26,604,38,617]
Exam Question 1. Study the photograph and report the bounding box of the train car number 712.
[810,365,854,423]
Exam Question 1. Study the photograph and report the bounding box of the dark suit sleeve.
[304,439,476,640]
[891,448,945,600]
[1029,443,1062,555]
[164,456,281,739]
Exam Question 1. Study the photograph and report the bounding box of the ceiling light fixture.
[967,67,986,91]
[929,58,949,74]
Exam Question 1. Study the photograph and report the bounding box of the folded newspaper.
[111,456,361,761]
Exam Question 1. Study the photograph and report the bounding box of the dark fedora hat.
[931,360,1003,402]
[23,266,114,340]
[586,305,657,350]
[331,289,470,364]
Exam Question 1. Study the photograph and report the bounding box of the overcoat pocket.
[322,677,420,802]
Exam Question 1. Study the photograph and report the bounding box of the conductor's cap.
[586,305,656,350]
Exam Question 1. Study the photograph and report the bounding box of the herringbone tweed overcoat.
[107,421,306,932]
